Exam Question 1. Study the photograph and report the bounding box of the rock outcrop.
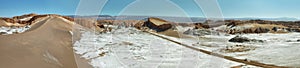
[143,17,172,32]
[229,36,264,43]
[229,36,251,43]
[134,21,145,29]
[194,23,210,29]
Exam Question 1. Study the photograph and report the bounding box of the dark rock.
[286,40,292,42]
[229,36,264,43]
[226,21,241,28]
[254,27,269,33]
[272,27,278,31]
[229,36,250,43]
[194,23,210,29]
[0,32,7,35]
[96,23,105,28]
[183,29,193,35]
[291,28,300,32]
[252,39,264,43]
[286,28,291,32]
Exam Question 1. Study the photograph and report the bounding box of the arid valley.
[0,13,299,68]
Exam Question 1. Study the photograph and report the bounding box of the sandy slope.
[0,20,10,26]
[0,16,91,68]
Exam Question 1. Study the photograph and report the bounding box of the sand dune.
[0,15,91,68]
[0,20,9,26]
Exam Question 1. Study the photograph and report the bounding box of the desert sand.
[0,15,91,68]
[0,20,8,26]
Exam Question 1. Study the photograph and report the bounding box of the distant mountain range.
[224,17,299,21]
[67,15,299,22]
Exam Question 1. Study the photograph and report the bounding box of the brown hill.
[0,14,74,27]
[0,18,23,26]
[12,13,37,20]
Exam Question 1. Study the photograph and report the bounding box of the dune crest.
[0,15,91,68]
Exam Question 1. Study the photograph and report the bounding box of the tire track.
[144,31,288,68]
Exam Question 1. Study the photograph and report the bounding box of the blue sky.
[0,0,299,18]
[0,0,78,17]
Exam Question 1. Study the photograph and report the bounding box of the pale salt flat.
[0,26,31,35]
[73,27,257,68]
[165,27,300,67]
